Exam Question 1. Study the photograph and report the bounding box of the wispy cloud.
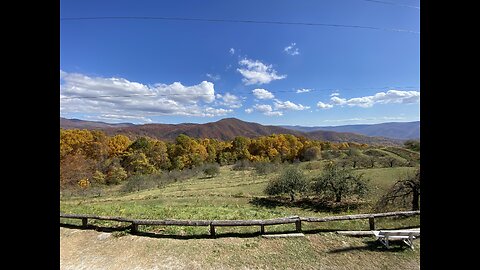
[245,104,283,116]
[60,70,234,123]
[237,58,286,85]
[206,73,221,81]
[317,101,333,109]
[322,116,407,123]
[296,88,312,93]
[252,88,275,100]
[284,43,300,56]
[216,92,243,108]
[229,48,235,55]
[273,100,310,111]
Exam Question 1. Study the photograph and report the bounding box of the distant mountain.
[60,117,135,129]
[282,121,420,140]
[60,117,402,145]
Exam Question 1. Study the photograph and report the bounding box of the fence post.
[295,219,302,232]
[260,225,265,234]
[369,217,375,230]
[210,224,216,237]
[82,218,88,227]
[131,223,138,233]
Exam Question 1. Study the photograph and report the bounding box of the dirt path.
[60,227,420,270]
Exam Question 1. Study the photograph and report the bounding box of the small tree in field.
[265,167,308,201]
[311,162,369,202]
[376,168,420,211]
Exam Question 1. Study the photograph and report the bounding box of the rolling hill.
[60,117,402,145]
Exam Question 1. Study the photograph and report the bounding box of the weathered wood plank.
[134,219,210,226]
[60,211,419,230]
[262,233,305,238]
[336,231,376,236]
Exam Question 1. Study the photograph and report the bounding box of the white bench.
[372,230,420,250]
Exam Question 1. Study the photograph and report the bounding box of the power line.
[60,86,419,100]
[60,16,419,34]
[359,0,420,9]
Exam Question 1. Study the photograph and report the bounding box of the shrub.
[254,161,277,175]
[202,163,220,178]
[264,167,308,201]
[121,173,164,193]
[232,159,252,171]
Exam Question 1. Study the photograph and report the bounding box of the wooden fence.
[60,210,419,237]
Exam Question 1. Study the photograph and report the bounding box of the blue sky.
[60,0,420,126]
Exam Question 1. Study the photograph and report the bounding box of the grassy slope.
[61,164,418,234]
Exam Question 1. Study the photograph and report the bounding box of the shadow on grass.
[61,222,304,240]
[328,239,413,253]
[60,222,419,241]
[249,197,363,213]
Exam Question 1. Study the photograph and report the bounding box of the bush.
[202,163,220,178]
[305,161,322,171]
[265,167,308,201]
[121,173,164,193]
[232,159,252,171]
[254,161,277,175]
[303,146,321,161]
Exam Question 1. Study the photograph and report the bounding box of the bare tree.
[376,168,420,211]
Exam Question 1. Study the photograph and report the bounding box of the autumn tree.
[265,167,308,201]
[107,134,131,157]
[311,162,369,202]
[122,151,157,175]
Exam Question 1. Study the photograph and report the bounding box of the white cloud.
[284,43,300,56]
[86,114,154,123]
[329,90,420,108]
[216,92,243,108]
[323,116,407,123]
[229,48,235,55]
[330,96,347,105]
[237,58,286,85]
[273,100,310,111]
[206,73,220,81]
[60,70,233,123]
[296,88,311,93]
[315,90,420,110]
[253,104,273,113]
[245,104,283,116]
[252,88,275,100]
[265,111,283,116]
[317,101,333,109]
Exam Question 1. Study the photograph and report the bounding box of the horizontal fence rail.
[60,210,420,237]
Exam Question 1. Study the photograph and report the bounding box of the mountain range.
[282,121,419,140]
[60,117,407,146]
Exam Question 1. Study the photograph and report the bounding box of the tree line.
[60,129,369,188]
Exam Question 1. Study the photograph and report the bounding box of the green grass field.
[60,162,419,235]
[60,160,420,269]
